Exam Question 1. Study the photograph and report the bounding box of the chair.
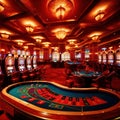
[91,75,106,88]
[105,71,116,88]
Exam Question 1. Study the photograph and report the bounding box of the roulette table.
[72,70,101,87]
[0,81,120,120]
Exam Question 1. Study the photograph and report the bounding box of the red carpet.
[41,65,67,86]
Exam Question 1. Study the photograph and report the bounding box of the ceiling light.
[56,6,65,19]
[95,10,104,21]
[91,35,99,41]
[23,46,28,49]
[26,26,34,33]
[0,4,4,12]
[1,33,9,39]
[42,42,51,48]
[48,0,73,19]
[67,39,77,44]
[36,38,42,43]
[18,42,23,46]
[56,30,66,39]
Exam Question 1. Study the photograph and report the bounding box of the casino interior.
[0,0,120,120]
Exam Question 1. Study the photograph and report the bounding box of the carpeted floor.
[41,65,67,85]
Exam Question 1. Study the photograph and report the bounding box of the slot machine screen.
[18,58,24,65]
[27,57,31,65]
[26,57,32,70]
[98,54,102,63]
[5,54,15,74]
[108,52,114,64]
[116,51,120,66]
[102,53,107,63]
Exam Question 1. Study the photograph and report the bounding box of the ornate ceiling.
[0,0,120,51]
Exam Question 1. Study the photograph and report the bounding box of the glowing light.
[1,33,9,39]
[56,30,66,39]
[56,6,65,19]
[95,10,104,21]
[26,26,34,32]
[48,0,74,19]
[0,4,4,12]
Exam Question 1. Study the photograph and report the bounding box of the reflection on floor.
[0,65,120,120]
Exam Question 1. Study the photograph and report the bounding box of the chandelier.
[48,0,73,20]
[26,26,34,33]
[67,39,77,45]
[36,38,42,43]
[56,6,65,19]
[91,35,99,41]
[1,33,9,39]
[56,30,66,39]
[95,10,104,21]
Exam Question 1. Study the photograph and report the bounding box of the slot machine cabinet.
[115,48,120,75]
[0,54,5,90]
[26,55,35,80]
[0,66,4,90]
[32,54,41,79]
[101,51,107,72]
[26,56,33,71]
[98,53,102,64]
[18,55,26,72]
[107,50,114,72]
[4,53,20,84]
[115,48,120,67]
[17,55,29,81]
[108,50,114,65]
[33,55,37,69]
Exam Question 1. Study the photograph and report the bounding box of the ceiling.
[0,0,120,51]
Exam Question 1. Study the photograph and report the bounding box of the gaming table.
[0,81,120,120]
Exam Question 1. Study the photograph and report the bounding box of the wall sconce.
[1,33,9,39]
[95,10,104,21]
[26,26,34,33]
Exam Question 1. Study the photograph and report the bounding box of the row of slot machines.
[0,53,39,89]
[98,49,120,66]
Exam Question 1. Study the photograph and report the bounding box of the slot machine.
[26,52,35,80]
[98,53,102,63]
[0,53,5,90]
[16,54,29,81]
[107,50,114,72]
[108,50,114,65]
[26,55,33,71]
[115,48,120,66]
[102,51,107,64]
[18,55,26,72]
[5,53,15,75]
[115,48,120,75]
[32,51,37,69]
[4,53,20,84]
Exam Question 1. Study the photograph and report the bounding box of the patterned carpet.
[41,65,67,86]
